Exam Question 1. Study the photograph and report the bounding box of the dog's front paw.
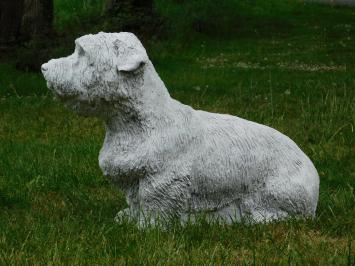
[114,208,134,223]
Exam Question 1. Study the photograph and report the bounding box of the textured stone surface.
[41,32,319,227]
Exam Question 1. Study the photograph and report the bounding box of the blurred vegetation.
[3,0,355,71]
[156,0,300,37]
[0,0,354,264]
[53,0,104,30]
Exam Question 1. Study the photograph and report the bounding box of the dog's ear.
[116,53,146,73]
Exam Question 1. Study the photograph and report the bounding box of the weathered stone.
[42,32,319,227]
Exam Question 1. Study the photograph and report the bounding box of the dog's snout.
[41,63,48,73]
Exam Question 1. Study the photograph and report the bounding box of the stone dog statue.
[41,32,319,226]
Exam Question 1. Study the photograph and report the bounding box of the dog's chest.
[98,135,150,180]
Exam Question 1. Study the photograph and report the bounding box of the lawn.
[0,0,354,264]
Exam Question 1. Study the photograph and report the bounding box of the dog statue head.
[41,32,152,117]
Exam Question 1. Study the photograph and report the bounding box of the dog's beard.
[64,97,112,118]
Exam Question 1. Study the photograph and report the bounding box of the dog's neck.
[104,62,175,134]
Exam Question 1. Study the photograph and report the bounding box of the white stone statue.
[41,32,319,227]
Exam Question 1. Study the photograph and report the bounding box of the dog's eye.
[76,45,86,56]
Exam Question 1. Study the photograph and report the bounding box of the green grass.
[0,64,47,97]
[54,0,105,31]
[0,0,354,264]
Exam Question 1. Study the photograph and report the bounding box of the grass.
[0,0,354,264]
[53,0,105,31]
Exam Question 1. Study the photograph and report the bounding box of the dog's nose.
[41,64,48,72]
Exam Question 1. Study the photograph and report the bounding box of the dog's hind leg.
[239,179,314,223]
